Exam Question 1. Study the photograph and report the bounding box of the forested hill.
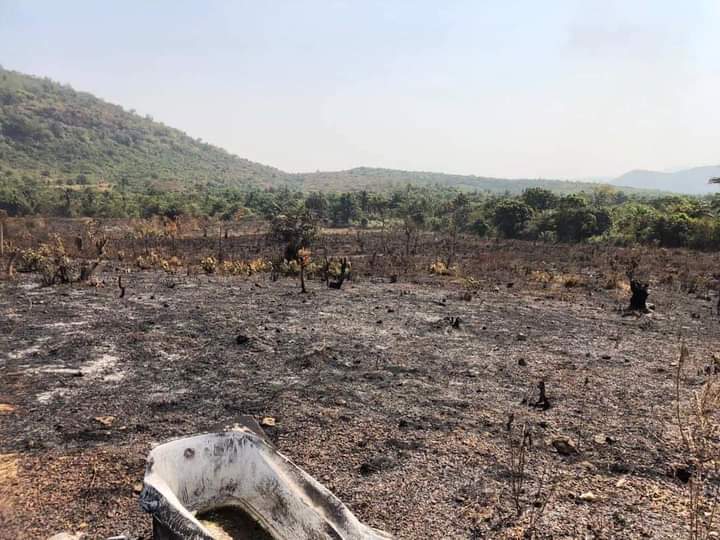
[0,66,665,206]
[292,167,660,195]
[0,67,289,190]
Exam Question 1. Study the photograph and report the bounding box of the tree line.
[2,177,720,250]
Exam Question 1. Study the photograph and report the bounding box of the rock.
[47,534,84,540]
[94,416,115,427]
[579,491,597,502]
[551,436,578,456]
[133,482,143,494]
[517,333,528,342]
[593,433,615,445]
[235,334,250,345]
[358,455,396,476]
[518,358,527,366]
[0,404,15,413]
[260,416,276,427]
[616,477,627,488]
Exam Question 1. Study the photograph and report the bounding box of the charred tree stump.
[79,260,100,282]
[533,380,551,410]
[629,279,649,312]
[328,258,349,290]
[5,249,18,278]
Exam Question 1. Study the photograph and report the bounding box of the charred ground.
[1,228,720,539]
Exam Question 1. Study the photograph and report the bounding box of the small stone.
[94,415,115,427]
[551,436,578,456]
[616,478,627,488]
[260,416,276,427]
[133,482,143,493]
[517,333,528,342]
[593,433,613,445]
[579,491,597,502]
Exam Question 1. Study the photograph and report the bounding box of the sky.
[1,0,719,179]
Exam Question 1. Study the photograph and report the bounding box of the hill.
[0,67,678,199]
[612,166,720,195]
[0,67,289,190]
[292,167,662,195]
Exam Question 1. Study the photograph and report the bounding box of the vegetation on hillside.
[1,67,669,203]
[292,166,665,195]
[0,66,288,192]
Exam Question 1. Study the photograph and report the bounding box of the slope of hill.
[292,167,662,195]
[0,67,289,190]
[612,166,720,195]
[0,67,681,198]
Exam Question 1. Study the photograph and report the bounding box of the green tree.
[493,200,532,238]
[554,207,598,242]
[270,205,318,261]
[522,188,558,211]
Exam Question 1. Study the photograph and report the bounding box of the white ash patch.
[80,353,119,376]
[42,321,88,333]
[17,282,40,291]
[36,388,69,403]
[158,350,181,362]
[103,370,126,382]
[8,345,42,360]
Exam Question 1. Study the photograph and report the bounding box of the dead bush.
[675,342,720,540]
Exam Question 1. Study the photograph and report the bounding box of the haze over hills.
[611,166,720,195]
[0,67,697,197]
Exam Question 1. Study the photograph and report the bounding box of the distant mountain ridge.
[612,165,720,194]
[0,66,693,197]
[290,167,659,195]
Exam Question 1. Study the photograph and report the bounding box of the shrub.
[430,260,455,276]
[200,256,217,274]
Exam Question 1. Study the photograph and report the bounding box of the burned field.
[2,229,720,539]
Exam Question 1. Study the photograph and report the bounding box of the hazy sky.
[1,0,719,179]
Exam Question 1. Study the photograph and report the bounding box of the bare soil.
[1,246,719,539]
